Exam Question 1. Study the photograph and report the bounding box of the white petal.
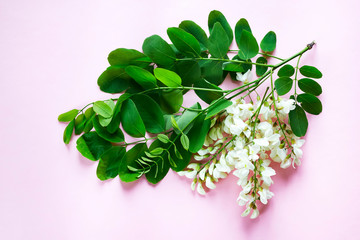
[205,177,216,189]
[250,209,259,219]
[197,183,206,195]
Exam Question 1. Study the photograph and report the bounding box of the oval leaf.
[93,116,124,142]
[125,65,157,89]
[175,60,201,87]
[298,78,322,96]
[187,114,211,153]
[299,65,322,79]
[275,77,293,95]
[207,22,230,58]
[256,57,268,76]
[297,93,322,115]
[119,143,148,182]
[194,78,223,104]
[131,94,165,134]
[93,101,113,118]
[145,140,171,184]
[235,18,252,48]
[120,99,146,138]
[180,134,190,151]
[63,119,75,144]
[179,20,208,50]
[160,89,183,114]
[108,48,151,67]
[289,105,308,137]
[154,68,182,87]
[175,102,201,134]
[97,146,126,181]
[142,35,176,67]
[260,31,277,52]
[208,10,233,43]
[167,27,201,57]
[237,30,259,60]
[58,109,79,122]
[97,66,130,93]
[76,131,112,161]
[278,64,295,77]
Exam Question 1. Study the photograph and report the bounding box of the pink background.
[1,0,359,239]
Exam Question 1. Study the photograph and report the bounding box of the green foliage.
[298,78,322,96]
[93,116,124,142]
[180,134,190,151]
[260,31,276,52]
[174,103,201,134]
[235,18,252,48]
[76,131,112,161]
[154,68,182,87]
[237,30,259,60]
[289,105,308,137]
[207,22,230,58]
[187,114,211,153]
[278,64,295,77]
[179,20,208,51]
[119,143,148,182]
[297,93,323,115]
[125,65,157,89]
[275,77,293,95]
[108,48,151,67]
[175,60,201,87]
[206,99,232,119]
[63,119,75,144]
[58,109,79,122]
[167,27,201,57]
[97,66,130,93]
[93,101,113,118]
[120,99,146,138]
[299,65,322,79]
[208,10,233,43]
[97,146,126,180]
[142,35,176,67]
[160,89,183,114]
[256,57,268,76]
[74,114,86,135]
[200,60,225,86]
[131,94,165,134]
[194,78,223,104]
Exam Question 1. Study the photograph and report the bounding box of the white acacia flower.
[277,98,296,115]
[258,188,274,204]
[205,176,216,189]
[197,183,206,195]
[261,166,276,186]
[236,69,252,83]
[250,208,259,219]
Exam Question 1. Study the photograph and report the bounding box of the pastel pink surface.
[1,0,359,239]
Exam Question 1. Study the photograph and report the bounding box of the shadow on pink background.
[1,0,359,239]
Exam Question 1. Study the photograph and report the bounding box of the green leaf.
[206,99,232,119]
[180,134,189,151]
[275,77,293,95]
[58,109,79,122]
[289,105,308,137]
[150,147,164,155]
[142,35,176,67]
[299,65,323,79]
[145,140,171,184]
[171,115,180,130]
[96,146,126,180]
[108,48,151,67]
[167,27,201,57]
[107,93,132,134]
[160,89,183,114]
[169,136,192,172]
[84,107,94,119]
[76,131,112,161]
[297,93,322,115]
[194,78,223,104]
[93,116,124,142]
[208,10,233,43]
[175,102,201,134]
[119,143,148,182]
[179,20,208,50]
[154,68,182,87]
[131,94,165,134]
[63,119,75,144]
[200,60,226,85]
[93,101,113,118]
[97,66,131,94]
[237,30,259,60]
[74,114,86,135]
[120,99,146,138]
[207,22,230,58]
[260,31,277,52]
[83,115,95,133]
[187,114,211,153]
[278,64,295,77]
[235,18,252,48]
[99,116,112,127]
[157,134,170,143]
[256,57,268,76]
[222,62,245,72]
[298,78,322,96]
[125,65,157,89]
[175,60,201,87]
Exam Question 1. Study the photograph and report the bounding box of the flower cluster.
[178,95,305,219]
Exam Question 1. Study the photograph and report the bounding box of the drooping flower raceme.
[178,95,304,219]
